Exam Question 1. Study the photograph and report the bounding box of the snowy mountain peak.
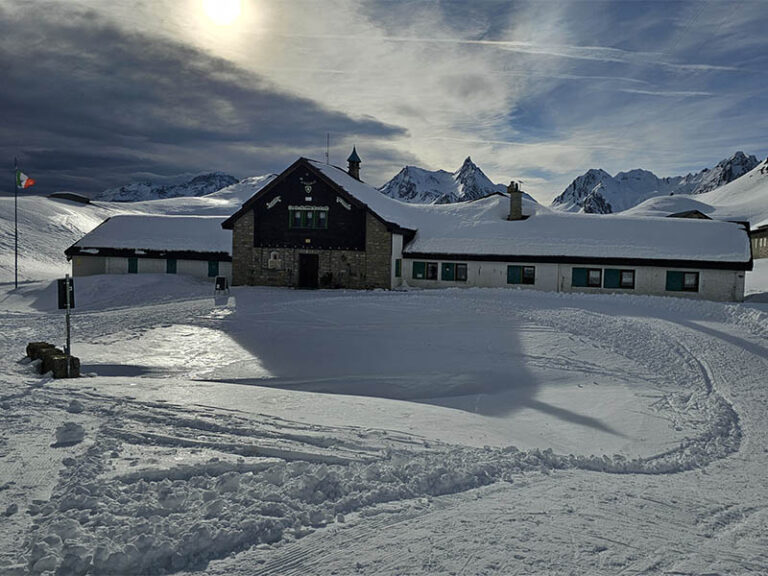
[552,152,760,214]
[380,158,507,204]
[96,172,239,202]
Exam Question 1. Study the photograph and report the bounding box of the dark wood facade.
[252,166,367,251]
[223,158,411,289]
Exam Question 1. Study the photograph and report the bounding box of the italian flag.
[16,170,35,189]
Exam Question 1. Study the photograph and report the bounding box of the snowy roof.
[310,161,751,266]
[68,215,231,255]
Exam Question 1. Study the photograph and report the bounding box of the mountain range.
[378,157,523,204]
[551,152,760,214]
[96,172,238,202]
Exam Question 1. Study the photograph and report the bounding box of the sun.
[202,0,242,26]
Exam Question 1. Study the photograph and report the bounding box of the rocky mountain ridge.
[552,152,759,214]
[379,157,510,204]
[96,172,238,202]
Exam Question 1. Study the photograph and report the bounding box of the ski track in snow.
[1,280,767,574]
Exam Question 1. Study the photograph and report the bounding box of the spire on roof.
[347,146,361,180]
[347,147,361,163]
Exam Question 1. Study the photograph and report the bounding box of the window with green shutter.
[456,263,468,282]
[208,260,219,277]
[166,259,177,274]
[128,257,138,274]
[395,259,402,278]
[412,261,426,279]
[441,263,455,281]
[571,267,587,287]
[666,271,684,291]
[507,265,522,284]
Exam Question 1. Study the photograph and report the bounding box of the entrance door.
[298,254,319,289]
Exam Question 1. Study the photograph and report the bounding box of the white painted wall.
[403,258,745,302]
[72,256,232,283]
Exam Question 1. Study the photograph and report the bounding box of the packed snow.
[1,273,768,574]
[2,160,768,575]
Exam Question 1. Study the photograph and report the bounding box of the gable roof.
[65,215,231,260]
[221,157,416,236]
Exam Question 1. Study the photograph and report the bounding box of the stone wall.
[364,214,393,289]
[231,208,393,289]
[232,213,256,285]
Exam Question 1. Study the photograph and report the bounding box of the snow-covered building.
[65,215,232,281]
[223,153,753,301]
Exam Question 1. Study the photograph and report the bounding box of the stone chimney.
[347,147,361,180]
[507,180,523,220]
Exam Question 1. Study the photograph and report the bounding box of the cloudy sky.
[2,0,767,203]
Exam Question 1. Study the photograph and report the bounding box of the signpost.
[57,275,74,378]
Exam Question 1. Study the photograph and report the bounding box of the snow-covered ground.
[2,274,768,574]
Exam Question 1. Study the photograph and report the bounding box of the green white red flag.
[16,170,35,189]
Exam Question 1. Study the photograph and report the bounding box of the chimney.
[507,181,523,220]
[347,146,361,180]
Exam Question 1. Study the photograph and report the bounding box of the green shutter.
[128,257,138,274]
[395,259,402,278]
[412,261,426,279]
[441,263,455,281]
[166,259,177,274]
[571,267,588,287]
[208,260,219,277]
[666,271,684,291]
[507,265,522,284]
[603,268,621,288]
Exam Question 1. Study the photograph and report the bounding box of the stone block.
[39,348,65,374]
[51,356,80,379]
[27,342,55,360]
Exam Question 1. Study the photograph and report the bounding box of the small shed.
[65,215,232,281]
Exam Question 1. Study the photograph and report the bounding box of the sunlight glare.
[202,0,242,26]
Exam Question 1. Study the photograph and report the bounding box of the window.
[441,263,455,281]
[395,259,402,278]
[507,265,535,285]
[572,267,601,288]
[603,269,635,289]
[412,261,426,279]
[166,259,177,274]
[288,207,329,229]
[620,270,635,289]
[128,257,138,274]
[683,272,699,291]
[208,260,219,278]
[666,271,699,292]
[412,261,440,280]
[456,263,468,282]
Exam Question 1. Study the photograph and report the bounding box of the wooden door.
[298,254,319,289]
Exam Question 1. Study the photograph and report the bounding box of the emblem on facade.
[299,176,316,195]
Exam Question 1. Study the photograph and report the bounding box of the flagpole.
[14,157,18,290]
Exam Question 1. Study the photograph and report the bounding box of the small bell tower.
[347,147,361,180]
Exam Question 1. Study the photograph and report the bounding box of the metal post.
[65,273,71,378]
[14,158,18,290]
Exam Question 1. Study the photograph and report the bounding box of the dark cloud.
[0,3,406,195]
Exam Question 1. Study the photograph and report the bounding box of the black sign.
[57,277,75,309]
[214,276,228,291]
